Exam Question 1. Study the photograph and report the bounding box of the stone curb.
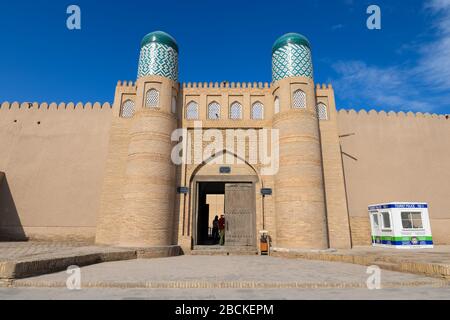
[8,280,449,290]
[0,245,183,281]
[0,251,137,281]
[136,245,181,259]
[271,250,450,280]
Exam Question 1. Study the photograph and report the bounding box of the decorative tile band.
[272,43,313,82]
[138,42,178,81]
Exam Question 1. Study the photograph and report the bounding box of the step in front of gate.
[191,246,259,256]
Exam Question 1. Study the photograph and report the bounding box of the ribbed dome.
[272,33,311,53]
[140,31,179,53]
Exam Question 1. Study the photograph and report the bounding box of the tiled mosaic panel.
[146,89,160,108]
[293,90,307,109]
[274,97,280,114]
[317,103,328,120]
[121,100,135,118]
[230,102,242,120]
[186,101,199,120]
[272,43,313,81]
[208,102,221,120]
[138,42,178,81]
[252,102,264,120]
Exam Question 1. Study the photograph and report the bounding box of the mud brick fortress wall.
[1,94,449,246]
[0,102,113,241]
[338,110,450,245]
[1,31,449,248]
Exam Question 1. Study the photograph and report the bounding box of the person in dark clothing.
[219,215,226,246]
[212,216,219,244]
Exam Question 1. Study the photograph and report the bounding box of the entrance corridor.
[195,181,256,248]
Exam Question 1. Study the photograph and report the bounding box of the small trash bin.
[259,230,269,255]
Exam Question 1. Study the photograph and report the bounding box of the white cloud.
[415,0,450,90]
[331,0,450,112]
[331,61,432,111]
[426,0,450,12]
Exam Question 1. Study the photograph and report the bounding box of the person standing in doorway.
[212,216,219,244]
[219,215,226,246]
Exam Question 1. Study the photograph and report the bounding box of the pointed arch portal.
[189,150,259,248]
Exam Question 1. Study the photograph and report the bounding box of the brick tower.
[271,33,329,249]
[117,31,179,247]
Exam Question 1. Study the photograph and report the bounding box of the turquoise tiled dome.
[138,31,179,81]
[140,31,179,52]
[272,33,313,82]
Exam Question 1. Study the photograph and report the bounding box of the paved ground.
[335,245,450,266]
[1,256,449,299]
[10,256,449,288]
[2,242,450,280]
[0,242,91,261]
[273,245,450,279]
[0,242,137,280]
[1,286,450,300]
[1,243,450,299]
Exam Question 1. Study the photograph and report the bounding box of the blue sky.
[0,0,449,114]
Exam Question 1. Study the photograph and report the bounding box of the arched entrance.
[189,150,261,248]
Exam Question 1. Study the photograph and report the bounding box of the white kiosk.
[368,203,434,249]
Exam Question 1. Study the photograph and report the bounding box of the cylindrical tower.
[272,33,328,249]
[138,31,179,81]
[119,31,179,247]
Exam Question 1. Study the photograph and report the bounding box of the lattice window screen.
[186,101,199,120]
[121,100,135,118]
[208,102,221,120]
[317,103,328,120]
[230,102,242,120]
[293,90,306,109]
[251,102,264,120]
[172,96,177,114]
[145,89,160,108]
[274,97,280,114]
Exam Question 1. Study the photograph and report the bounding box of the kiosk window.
[401,212,423,229]
[381,212,391,229]
[372,213,379,228]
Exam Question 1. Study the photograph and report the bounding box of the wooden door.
[224,183,255,246]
